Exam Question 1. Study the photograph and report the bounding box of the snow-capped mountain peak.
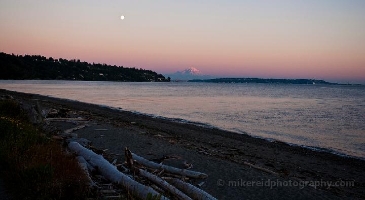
[180,67,201,75]
[165,67,213,81]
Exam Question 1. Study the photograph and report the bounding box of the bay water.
[1,80,364,159]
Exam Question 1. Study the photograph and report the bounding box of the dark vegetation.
[0,52,170,82]
[190,77,335,84]
[0,99,90,199]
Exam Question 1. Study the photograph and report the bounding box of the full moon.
[120,15,125,20]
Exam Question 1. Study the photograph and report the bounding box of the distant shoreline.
[1,79,363,86]
[189,77,363,85]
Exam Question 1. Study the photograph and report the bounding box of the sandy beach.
[1,89,364,200]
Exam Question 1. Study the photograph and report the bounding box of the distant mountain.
[165,67,213,81]
[0,52,169,82]
[181,67,202,75]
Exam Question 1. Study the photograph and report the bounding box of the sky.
[1,0,365,83]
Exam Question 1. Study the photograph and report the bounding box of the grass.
[0,99,90,200]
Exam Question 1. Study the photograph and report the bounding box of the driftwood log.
[169,178,217,200]
[45,117,88,122]
[76,155,95,172]
[138,169,192,200]
[76,156,96,187]
[64,125,88,134]
[68,142,168,200]
[243,161,278,175]
[132,153,208,179]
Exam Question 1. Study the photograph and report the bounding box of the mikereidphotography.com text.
[217,179,355,190]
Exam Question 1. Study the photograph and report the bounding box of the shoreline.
[3,86,363,161]
[1,80,363,161]
[1,89,364,199]
[103,103,365,162]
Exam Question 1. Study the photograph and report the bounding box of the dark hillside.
[0,52,169,82]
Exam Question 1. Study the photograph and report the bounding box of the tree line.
[0,52,170,82]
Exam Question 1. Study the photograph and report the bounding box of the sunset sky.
[1,0,364,83]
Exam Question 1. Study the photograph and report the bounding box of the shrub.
[0,99,90,200]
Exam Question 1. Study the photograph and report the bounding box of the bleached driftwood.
[76,156,96,187]
[45,117,87,122]
[76,155,95,172]
[73,138,92,147]
[132,153,208,179]
[169,178,217,200]
[68,142,168,200]
[138,169,192,200]
[243,162,278,175]
[64,125,88,134]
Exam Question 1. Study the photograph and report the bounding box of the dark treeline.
[190,78,335,85]
[0,52,170,82]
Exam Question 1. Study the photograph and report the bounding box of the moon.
[120,15,125,20]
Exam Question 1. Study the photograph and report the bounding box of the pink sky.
[1,1,364,83]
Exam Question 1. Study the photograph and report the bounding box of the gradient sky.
[1,0,365,83]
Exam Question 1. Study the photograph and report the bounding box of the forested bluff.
[0,52,170,82]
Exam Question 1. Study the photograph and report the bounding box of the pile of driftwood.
[68,141,216,200]
[20,100,217,199]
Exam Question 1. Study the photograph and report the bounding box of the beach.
[1,89,364,199]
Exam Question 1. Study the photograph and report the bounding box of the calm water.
[1,80,364,159]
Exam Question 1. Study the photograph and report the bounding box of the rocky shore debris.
[18,96,277,199]
[131,152,208,179]
[69,141,217,200]
[69,142,168,200]
[22,99,216,199]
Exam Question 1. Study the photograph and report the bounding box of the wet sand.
[1,89,364,199]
